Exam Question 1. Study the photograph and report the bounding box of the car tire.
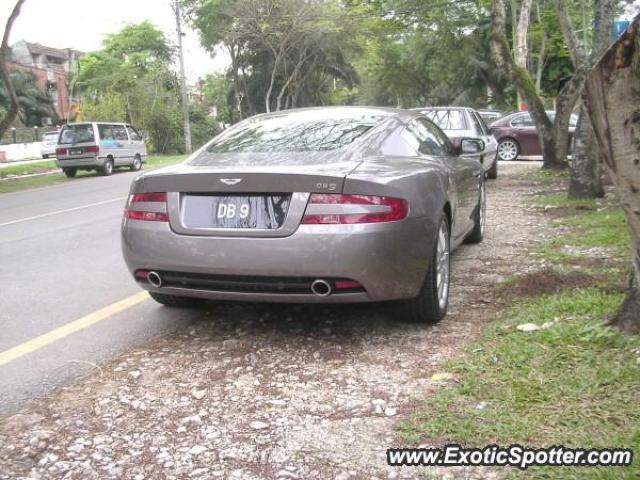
[487,156,498,179]
[130,155,142,171]
[497,138,520,161]
[149,292,205,308]
[101,158,114,176]
[63,167,77,178]
[466,180,486,244]
[42,154,49,159]
[398,213,450,323]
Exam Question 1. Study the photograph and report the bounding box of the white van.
[55,122,147,177]
[40,131,60,159]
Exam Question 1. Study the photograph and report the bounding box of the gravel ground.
[0,162,553,480]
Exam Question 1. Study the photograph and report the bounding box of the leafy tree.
[347,0,509,108]
[0,0,26,138]
[183,0,358,117]
[74,22,188,153]
[0,70,54,126]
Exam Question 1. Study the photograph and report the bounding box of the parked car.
[55,122,147,178]
[40,130,60,159]
[122,107,486,324]
[490,111,579,161]
[477,109,503,124]
[413,106,499,179]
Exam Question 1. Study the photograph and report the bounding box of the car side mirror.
[460,138,485,155]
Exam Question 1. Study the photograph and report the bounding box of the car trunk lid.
[140,151,362,237]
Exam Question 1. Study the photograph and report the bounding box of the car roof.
[243,106,422,125]
[64,122,130,126]
[411,106,471,112]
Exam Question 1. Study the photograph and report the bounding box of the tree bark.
[568,0,616,198]
[535,32,546,94]
[514,0,534,107]
[582,14,640,332]
[0,0,26,139]
[569,106,604,197]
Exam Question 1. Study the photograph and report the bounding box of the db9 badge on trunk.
[182,194,291,229]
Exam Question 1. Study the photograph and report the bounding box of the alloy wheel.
[436,221,450,310]
[498,140,518,161]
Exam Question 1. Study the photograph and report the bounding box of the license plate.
[182,194,290,229]
[69,148,83,155]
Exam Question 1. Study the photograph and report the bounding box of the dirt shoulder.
[0,163,550,480]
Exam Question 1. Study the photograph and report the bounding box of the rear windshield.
[59,124,95,145]
[421,110,467,130]
[206,110,389,153]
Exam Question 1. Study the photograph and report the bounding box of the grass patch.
[0,160,57,177]
[401,174,637,478]
[0,155,187,194]
[532,194,629,263]
[525,167,570,182]
[537,192,598,210]
[399,290,640,478]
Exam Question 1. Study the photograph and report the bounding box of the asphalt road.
[0,168,201,416]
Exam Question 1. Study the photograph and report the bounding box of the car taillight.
[124,192,169,222]
[85,145,99,153]
[56,147,66,156]
[301,194,408,224]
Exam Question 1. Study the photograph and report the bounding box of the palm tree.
[0,70,55,127]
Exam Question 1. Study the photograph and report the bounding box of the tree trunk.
[567,0,616,198]
[227,43,243,121]
[582,14,640,332]
[514,0,534,108]
[569,106,604,198]
[535,32,546,94]
[0,0,26,139]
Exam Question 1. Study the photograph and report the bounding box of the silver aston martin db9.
[121,107,486,323]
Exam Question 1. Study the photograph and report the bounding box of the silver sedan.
[121,107,486,323]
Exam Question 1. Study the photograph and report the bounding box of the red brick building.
[9,41,83,123]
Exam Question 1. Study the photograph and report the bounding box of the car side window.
[510,114,534,128]
[419,118,456,155]
[406,119,446,156]
[127,126,142,141]
[98,124,114,140]
[113,125,129,141]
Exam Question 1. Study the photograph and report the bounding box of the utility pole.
[172,0,192,154]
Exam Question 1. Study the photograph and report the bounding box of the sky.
[1,0,230,83]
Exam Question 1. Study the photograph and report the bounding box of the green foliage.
[351,0,507,108]
[0,70,55,126]
[78,91,126,122]
[73,22,208,154]
[189,103,221,149]
[184,0,360,117]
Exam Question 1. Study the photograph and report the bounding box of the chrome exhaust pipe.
[147,271,163,288]
[311,279,332,297]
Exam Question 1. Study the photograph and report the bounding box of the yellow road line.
[0,292,149,367]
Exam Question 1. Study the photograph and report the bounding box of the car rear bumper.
[121,217,434,303]
[56,156,103,168]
